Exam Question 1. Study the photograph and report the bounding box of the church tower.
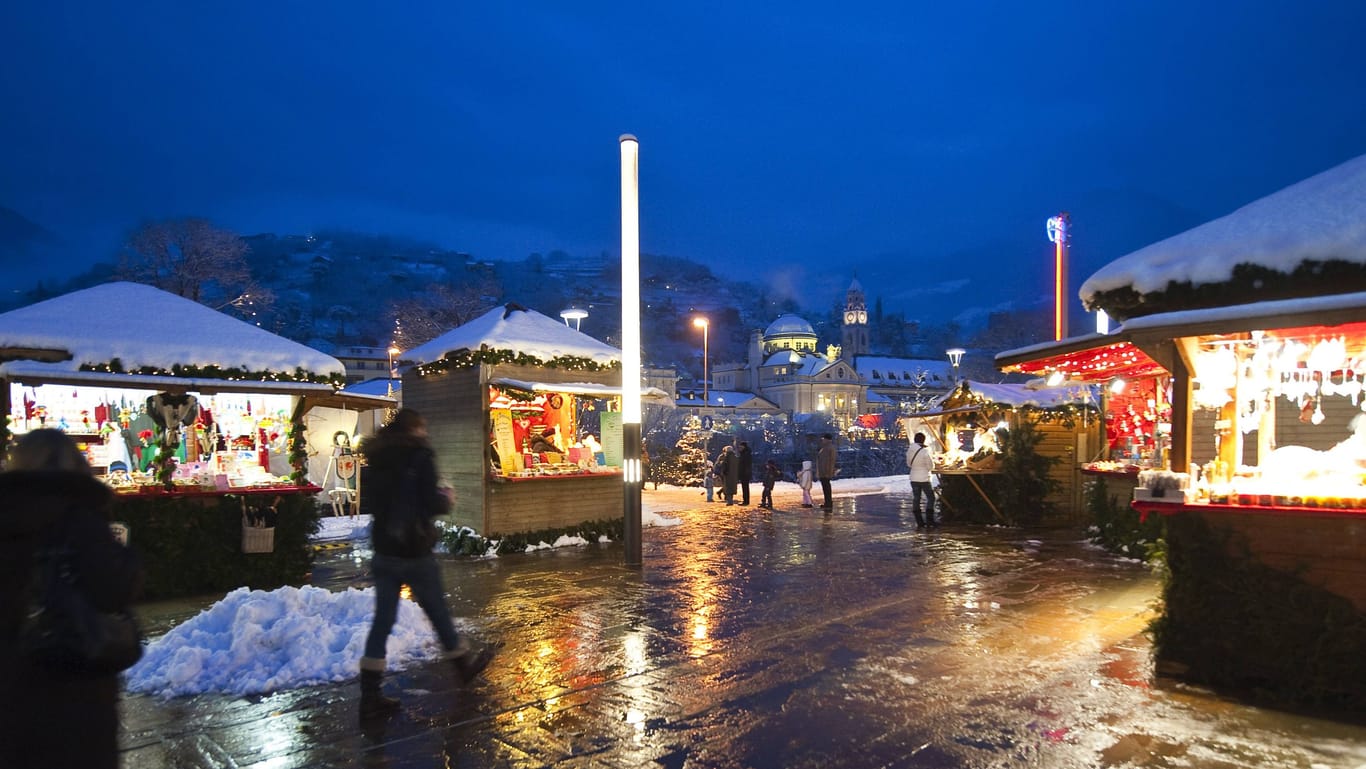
[841,277,869,359]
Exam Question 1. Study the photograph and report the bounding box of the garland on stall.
[80,358,344,386]
[287,418,308,484]
[153,450,177,491]
[413,346,620,378]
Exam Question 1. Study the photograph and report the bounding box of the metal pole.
[620,135,643,567]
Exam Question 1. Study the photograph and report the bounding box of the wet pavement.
[122,492,1366,768]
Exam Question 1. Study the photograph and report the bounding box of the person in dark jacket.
[716,445,738,505]
[817,434,837,509]
[759,459,782,509]
[737,441,754,506]
[358,409,491,719]
[0,429,143,769]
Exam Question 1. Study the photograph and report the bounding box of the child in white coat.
[797,460,814,508]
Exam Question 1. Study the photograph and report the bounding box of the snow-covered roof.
[921,380,1097,414]
[764,313,816,338]
[402,304,620,365]
[675,389,779,409]
[0,282,343,377]
[855,356,953,385]
[1080,152,1366,305]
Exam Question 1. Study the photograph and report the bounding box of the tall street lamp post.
[620,134,643,567]
[693,316,709,408]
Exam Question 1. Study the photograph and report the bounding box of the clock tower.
[841,278,869,359]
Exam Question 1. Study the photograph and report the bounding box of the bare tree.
[389,283,496,349]
[119,218,271,316]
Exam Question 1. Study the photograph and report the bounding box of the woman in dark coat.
[0,429,144,769]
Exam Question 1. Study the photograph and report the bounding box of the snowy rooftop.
[1080,152,1366,305]
[402,304,621,365]
[855,356,954,385]
[0,282,344,377]
[925,380,1097,412]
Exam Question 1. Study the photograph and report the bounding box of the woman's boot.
[359,659,400,719]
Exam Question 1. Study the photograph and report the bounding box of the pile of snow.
[126,585,461,697]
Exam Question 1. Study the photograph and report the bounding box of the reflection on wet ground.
[122,493,1366,768]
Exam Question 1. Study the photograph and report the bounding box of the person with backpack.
[907,432,937,527]
[358,409,492,719]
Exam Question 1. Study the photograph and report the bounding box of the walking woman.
[359,409,491,719]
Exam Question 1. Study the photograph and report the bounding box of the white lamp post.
[693,316,709,408]
[620,134,642,567]
[946,347,965,384]
[560,306,588,330]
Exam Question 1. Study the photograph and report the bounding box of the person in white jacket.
[906,432,936,527]
[797,460,814,508]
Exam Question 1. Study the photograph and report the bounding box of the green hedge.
[1085,477,1163,561]
[113,493,321,600]
[1153,513,1366,712]
[439,517,624,557]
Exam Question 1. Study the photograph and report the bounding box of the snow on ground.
[128,474,910,698]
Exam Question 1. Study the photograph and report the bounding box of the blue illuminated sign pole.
[620,135,643,567]
[1047,212,1070,341]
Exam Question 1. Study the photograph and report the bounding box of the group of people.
[701,433,841,510]
[697,431,937,524]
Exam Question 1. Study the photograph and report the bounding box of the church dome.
[764,314,815,338]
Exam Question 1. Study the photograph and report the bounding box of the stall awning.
[996,335,1167,382]
[490,377,672,402]
[0,362,341,396]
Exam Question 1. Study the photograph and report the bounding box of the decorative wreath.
[548,393,564,409]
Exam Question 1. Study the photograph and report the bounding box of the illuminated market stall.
[399,304,667,536]
[999,152,1366,709]
[0,282,385,598]
[902,380,1099,524]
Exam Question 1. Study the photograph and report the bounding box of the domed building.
[697,279,956,431]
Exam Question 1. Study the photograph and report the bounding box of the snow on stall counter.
[125,585,468,697]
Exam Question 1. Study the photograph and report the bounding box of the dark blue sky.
[4,2,1366,327]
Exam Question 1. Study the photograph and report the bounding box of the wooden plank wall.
[1200,509,1366,613]
[487,475,622,535]
[400,366,488,532]
[1037,422,1085,524]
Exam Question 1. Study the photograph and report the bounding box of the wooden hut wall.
[400,365,488,532]
[1036,421,1087,524]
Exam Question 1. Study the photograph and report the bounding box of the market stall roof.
[996,335,1167,382]
[998,291,1366,382]
[490,377,672,402]
[0,282,345,379]
[403,303,620,365]
[913,380,1098,418]
[1080,152,1366,310]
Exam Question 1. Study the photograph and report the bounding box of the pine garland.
[287,419,307,483]
[79,358,344,386]
[414,346,620,377]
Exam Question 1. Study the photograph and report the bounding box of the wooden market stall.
[398,304,667,537]
[1000,152,1366,710]
[0,282,388,598]
[902,380,1099,525]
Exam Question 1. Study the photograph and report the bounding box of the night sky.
[4,2,1366,326]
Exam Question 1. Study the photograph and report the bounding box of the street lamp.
[1047,212,1071,341]
[620,134,643,567]
[946,348,965,384]
[560,306,588,330]
[693,316,709,407]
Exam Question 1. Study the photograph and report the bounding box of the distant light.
[1096,309,1110,335]
[1046,370,1065,387]
[1110,378,1127,394]
[945,348,966,367]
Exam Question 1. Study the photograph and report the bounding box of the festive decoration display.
[413,346,620,378]
[79,359,344,386]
